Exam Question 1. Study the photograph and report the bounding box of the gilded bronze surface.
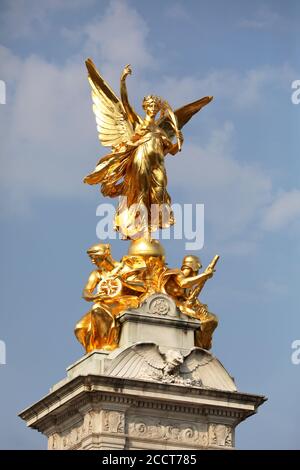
[75,240,219,352]
[75,243,146,352]
[84,59,212,239]
[75,59,219,353]
[164,255,219,350]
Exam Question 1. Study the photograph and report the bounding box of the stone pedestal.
[19,294,266,450]
[118,294,200,353]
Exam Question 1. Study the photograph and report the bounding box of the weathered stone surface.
[19,293,267,450]
[106,343,237,391]
[20,371,265,450]
[117,293,200,353]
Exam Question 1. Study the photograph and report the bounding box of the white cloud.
[238,7,281,30]
[64,0,155,76]
[0,0,156,214]
[0,45,96,213]
[164,3,192,22]
[262,189,300,231]
[1,37,278,252]
[262,280,288,297]
[0,0,298,254]
[157,64,295,110]
[166,122,272,251]
[0,0,94,40]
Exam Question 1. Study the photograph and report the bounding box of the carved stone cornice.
[19,373,266,436]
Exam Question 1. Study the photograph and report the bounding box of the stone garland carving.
[47,413,233,450]
[209,424,233,447]
[48,411,96,450]
[139,348,203,387]
[48,419,233,450]
[103,410,125,434]
[62,427,81,449]
[48,432,59,450]
[140,366,202,387]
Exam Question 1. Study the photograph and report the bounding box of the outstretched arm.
[120,65,141,129]
[176,270,213,289]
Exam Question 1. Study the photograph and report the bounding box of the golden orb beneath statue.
[128,238,165,257]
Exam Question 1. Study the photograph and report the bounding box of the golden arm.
[186,255,220,300]
[120,65,140,128]
[82,271,100,301]
[164,131,184,156]
[175,271,212,289]
[119,265,147,292]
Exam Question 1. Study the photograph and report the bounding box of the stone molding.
[20,371,265,450]
[19,293,267,449]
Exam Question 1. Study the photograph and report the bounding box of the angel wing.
[159,96,213,140]
[85,58,134,148]
[180,348,237,392]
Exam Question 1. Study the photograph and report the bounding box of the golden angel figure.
[84,59,212,239]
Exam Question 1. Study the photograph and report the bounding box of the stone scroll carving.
[129,417,208,446]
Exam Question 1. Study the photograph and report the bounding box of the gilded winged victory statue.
[84,59,212,239]
[75,59,219,354]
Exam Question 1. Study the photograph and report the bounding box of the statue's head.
[87,243,111,265]
[142,95,163,118]
[181,255,202,275]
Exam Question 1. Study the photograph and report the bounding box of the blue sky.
[0,0,299,449]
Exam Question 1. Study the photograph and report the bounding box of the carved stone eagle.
[105,343,237,391]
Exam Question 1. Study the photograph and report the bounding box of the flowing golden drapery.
[84,59,212,239]
[84,125,175,237]
[77,60,219,353]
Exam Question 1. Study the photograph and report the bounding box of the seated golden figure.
[75,239,219,353]
[164,255,219,350]
[77,58,220,355]
[74,243,147,352]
